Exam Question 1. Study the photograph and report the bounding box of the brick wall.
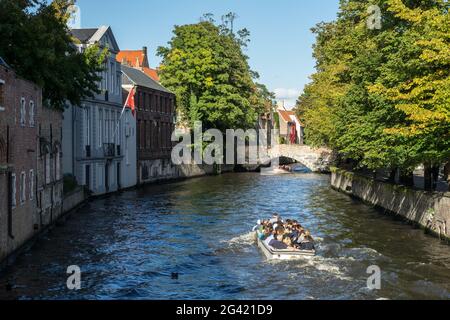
[0,65,40,261]
[37,105,64,226]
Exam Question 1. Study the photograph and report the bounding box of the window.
[104,110,108,143]
[117,111,121,145]
[99,109,103,147]
[106,110,111,143]
[29,100,35,127]
[11,173,16,209]
[85,107,91,147]
[102,63,107,91]
[0,79,4,111]
[110,62,115,93]
[29,170,34,201]
[111,111,116,144]
[20,172,26,204]
[20,97,26,126]
[45,154,51,184]
[138,92,142,109]
[55,149,61,181]
[149,94,153,112]
[116,72,121,94]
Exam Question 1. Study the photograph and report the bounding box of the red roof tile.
[142,67,160,82]
[278,110,303,126]
[117,49,160,82]
[117,50,148,68]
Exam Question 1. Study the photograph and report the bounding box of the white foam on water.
[223,232,256,248]
[304,255,356,281]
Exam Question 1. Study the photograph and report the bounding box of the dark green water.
[0,173,449,300]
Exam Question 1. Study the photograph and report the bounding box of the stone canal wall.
[138,160,235,185]
[62,186,86,214]
[331,168,450,240]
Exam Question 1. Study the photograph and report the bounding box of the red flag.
[124,87,136,116]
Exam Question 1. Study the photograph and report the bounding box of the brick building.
[0,58,40,261]
[121,65,176,184]
[37,105,63,226]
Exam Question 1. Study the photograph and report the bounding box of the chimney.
[142,46,149,68]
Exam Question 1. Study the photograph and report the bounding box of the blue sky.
[76,0,340,109]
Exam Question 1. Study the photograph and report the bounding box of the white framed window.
[105,110,110,143]
[0,79,5,112]
[20,171,26,204]
[45,154,51,184]
[55,149,61,181]
[84,106,91,147]
[98,109,103,147]
[110,62,115,93]
[111,111,116,144]
[117,111,121,145]
[11,173,16,209]
[103,63,108,92]
[29,100,35,127]
[29,170,34,201]
[20,97,26,126]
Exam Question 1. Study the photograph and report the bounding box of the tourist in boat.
[264,229,274,246]
[268,227,289,250]
[255,215,315,251]
[282,235,294,248]
[298,231,315,251]
[269,213,281,224]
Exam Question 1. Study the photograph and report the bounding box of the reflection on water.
[0,173,449,300]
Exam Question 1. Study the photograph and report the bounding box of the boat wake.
[223,232,256,248]
[214,232,256,255]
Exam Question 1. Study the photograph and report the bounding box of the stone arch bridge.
[266,144,334,173]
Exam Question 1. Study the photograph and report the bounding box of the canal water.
[1,173,449,300]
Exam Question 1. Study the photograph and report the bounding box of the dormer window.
[29,100,35,127]
[20,97,26,126]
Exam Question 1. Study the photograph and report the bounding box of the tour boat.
[255,232,316,260]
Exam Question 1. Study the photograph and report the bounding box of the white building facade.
[62,26,137,195]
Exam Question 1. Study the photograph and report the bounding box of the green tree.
[0,0,106,110]
[157,15,260,131]
[296,0,449,189]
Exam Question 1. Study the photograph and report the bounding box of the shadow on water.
[0,172,449,300]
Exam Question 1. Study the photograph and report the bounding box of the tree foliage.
[0,0,106,110]
[295,0,449,172]
[157,14,269,131]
